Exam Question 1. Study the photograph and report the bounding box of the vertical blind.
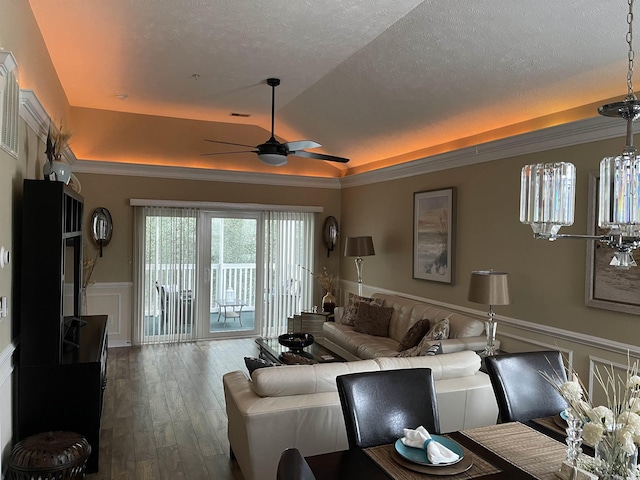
[133,205,314,344]
[261,211,314,338]
[133,206,197,345]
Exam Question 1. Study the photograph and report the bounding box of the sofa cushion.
[429,311,484,339]
[251,359,379,397]
[353,302,393,337]
[340,293,384,326]
[397,318,431,351]
[375,350,480,381]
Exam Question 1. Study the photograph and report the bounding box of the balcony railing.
[145,263,257,315]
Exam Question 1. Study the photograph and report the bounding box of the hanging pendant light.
[520,0,640,269]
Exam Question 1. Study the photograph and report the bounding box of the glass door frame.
[196,210,264,339]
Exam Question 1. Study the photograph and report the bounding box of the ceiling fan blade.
[292,150,350,163]
[204,139,256,148]
[200,150,258,156]
[284,140,321,151]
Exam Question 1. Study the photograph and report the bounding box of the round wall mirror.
[322,216,339,257]
[91,208,113,257]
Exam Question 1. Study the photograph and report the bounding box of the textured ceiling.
[27,0,633,176]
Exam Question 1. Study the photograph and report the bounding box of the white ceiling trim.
[0,51,17,76]
[339,115,627,188]
[73,159,342,189]
[20,89,48,138]
[73,114,628,190]
[20,89,77,165]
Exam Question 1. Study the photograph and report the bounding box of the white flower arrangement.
[542,355,640,480]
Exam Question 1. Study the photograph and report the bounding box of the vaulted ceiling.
[28,0,633,177]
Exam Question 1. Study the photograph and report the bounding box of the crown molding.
[19,89,77,165]
[0,51,17,76]
[73,159,342,189]
[23,98,630,189]
[339,115,626,188]
[20,89,48,138]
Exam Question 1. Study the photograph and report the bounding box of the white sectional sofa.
[223,350,499,480]
[322,293,496,360]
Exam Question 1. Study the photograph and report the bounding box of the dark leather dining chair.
[484,350,569,423]
[336,368,439,449]
[276,448,316,480]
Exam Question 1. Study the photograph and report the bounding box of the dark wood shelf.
[17,180,107,474]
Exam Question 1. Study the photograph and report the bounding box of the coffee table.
[256,336,346,364]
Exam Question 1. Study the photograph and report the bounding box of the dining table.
[306,417,584,480]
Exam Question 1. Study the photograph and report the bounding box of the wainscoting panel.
[84,282,132,347]
[0,342,15,476]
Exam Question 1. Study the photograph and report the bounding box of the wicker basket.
[6,431,91,480]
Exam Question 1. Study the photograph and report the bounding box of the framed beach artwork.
[585,173,640,315]
[413,187,456,284]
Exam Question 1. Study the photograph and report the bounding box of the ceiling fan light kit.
[202,77,349,166]
[258,153,288,166]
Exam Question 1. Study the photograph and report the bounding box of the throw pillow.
[340,293,384,326]
[424,342,443,356]
[397,319,450,357]
[397,318,432,352]
[425,317,450,341]
[396,340,443,358]
[396,345,420,357]
[244,356,278,375]
[353,302,394,337]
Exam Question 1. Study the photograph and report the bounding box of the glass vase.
[322,292,336,314]
[595,428,638,480]
[564,408,583,468]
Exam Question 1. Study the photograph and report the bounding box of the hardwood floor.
[87,337,257,480]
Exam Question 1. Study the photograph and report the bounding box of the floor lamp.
[344,236,375,296]
[467,270,511,356]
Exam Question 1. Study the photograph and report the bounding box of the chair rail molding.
[339,280,640,358]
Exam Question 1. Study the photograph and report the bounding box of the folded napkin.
[401,426,460,464]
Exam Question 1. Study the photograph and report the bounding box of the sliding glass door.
[134,204,314,345]
[198,211,262,338]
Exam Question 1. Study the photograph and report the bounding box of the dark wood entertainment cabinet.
[17,180,108,473]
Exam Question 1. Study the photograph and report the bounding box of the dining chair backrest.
[336,368,439,449]
[484,350,569,423]
[276,448,316,480]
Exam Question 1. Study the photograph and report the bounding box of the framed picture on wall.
[585,172,640,314]
[413,187,456,284]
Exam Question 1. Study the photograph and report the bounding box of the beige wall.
[339,135,640,347]
[0,0,73,468]
[0,0,70,126]
[76,171,342,285]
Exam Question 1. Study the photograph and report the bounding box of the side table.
[478,349,507,373]
[287,311,334,338]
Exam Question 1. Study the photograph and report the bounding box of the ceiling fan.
[202,78,349,166]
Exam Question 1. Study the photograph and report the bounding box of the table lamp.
[344,236,375,296]
[467,270,511,356]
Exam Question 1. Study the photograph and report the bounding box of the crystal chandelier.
[520,0,640,269]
